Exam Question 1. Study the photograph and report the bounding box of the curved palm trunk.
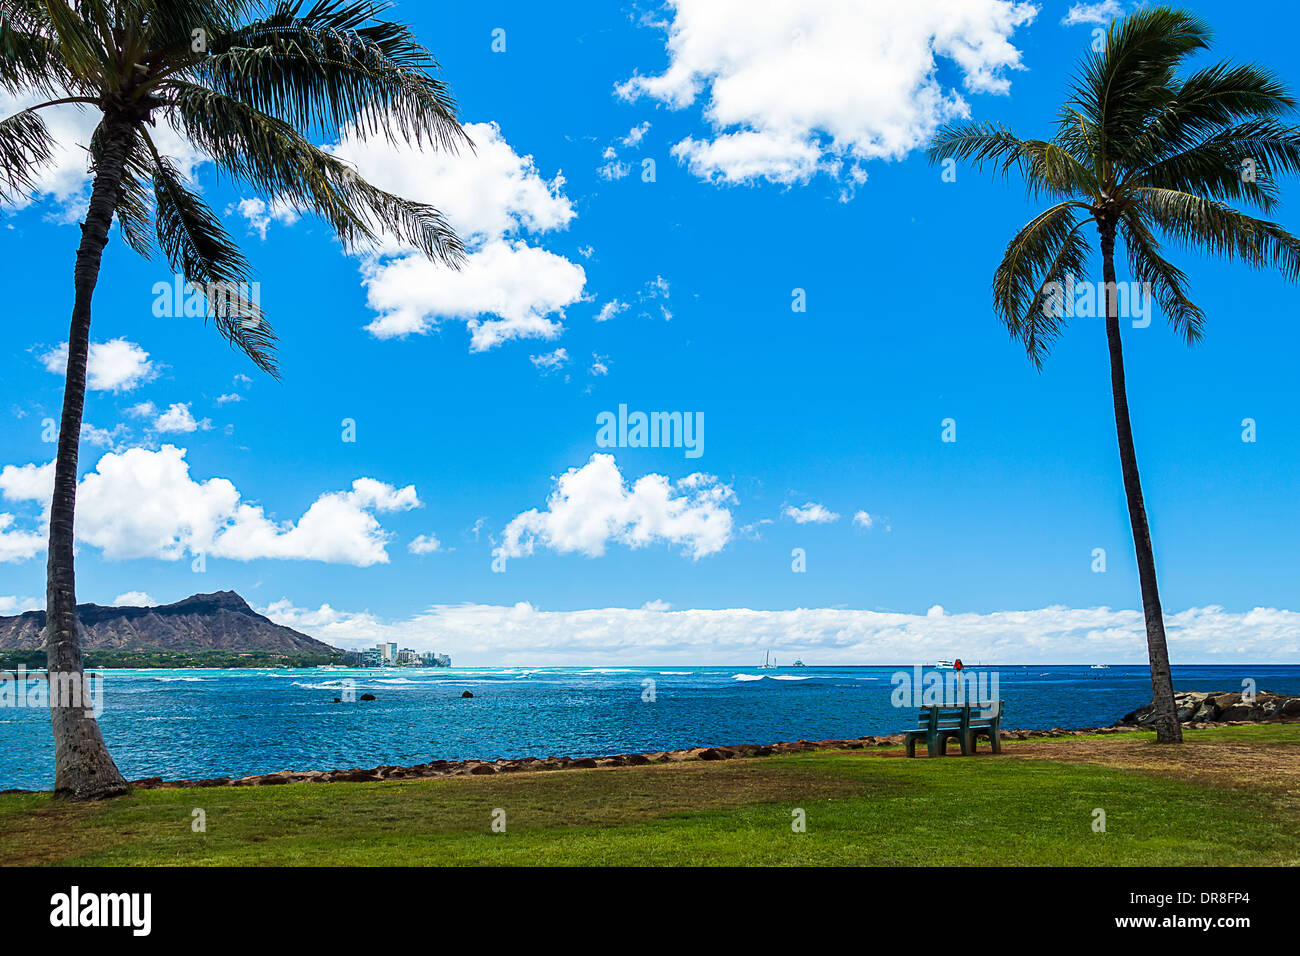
[44,116,132,798]
[1099,226,1182,744]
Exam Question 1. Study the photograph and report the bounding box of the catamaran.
[758,651,777,669]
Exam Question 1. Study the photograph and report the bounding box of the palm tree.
[0,0,468,797]
[927,6,1300,744]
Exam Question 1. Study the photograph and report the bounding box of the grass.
[2,725,1297,866]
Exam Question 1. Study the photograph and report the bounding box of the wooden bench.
[903,701,1004,757]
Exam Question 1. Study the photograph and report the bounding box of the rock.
[460,691,474,698]
[1116,690,1300,726]
[332,697,341,703]
[358,693,376,701]
[468,763,496,775]
[568,757,598,769]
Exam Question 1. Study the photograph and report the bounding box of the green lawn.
[3,725,1297,866]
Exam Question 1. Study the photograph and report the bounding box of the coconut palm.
[0,0,468,797]
[928,6,1300,743]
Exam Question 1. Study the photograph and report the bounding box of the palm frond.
[144,132,279,377]
[200,0,468,150]
[994,202,1094,368]
[1135,186,1300,281]
[170,82,464,264]
[1120,209,1205,343]
[0,106,54,199]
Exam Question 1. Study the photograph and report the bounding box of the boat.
[792,659,805,667]
[758,651,777,669]
[936,660,955,669]
[1090,664,1109,669]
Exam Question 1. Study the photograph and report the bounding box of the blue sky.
[1,0,1298,663]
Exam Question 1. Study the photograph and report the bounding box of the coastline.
[5,717,1292,795]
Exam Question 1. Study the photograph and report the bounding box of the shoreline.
[5,717,1293,796]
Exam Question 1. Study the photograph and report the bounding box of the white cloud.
[1062,1,1123,26]
[80,422,131,450]
[154,402,211,434]
[229,196,300,239]
[529,348,569,373]
[0,447,420,566]
[618,0,1036,187]
[0,594,41,614]
[622,121,652,148]
[597,157,632,180]
[783,501,840,524]
[589,353,610,376]
[360,239,585,350]
[259,599,1300,665]
[329,120,586,349]
[39,338,155,392]
[853,510,874,529]
[595,299,629,322]
[408,534,442,555]
[215,393,243,405]
[112,591,155,607]
[496,453,735,563]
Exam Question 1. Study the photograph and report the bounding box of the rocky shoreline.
[3,690,1294,795]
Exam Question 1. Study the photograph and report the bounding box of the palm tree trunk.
[1099,224,1182,744]
[43,115,133,798]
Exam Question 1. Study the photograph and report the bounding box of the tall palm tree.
[0,0,467,797]
[928,6,1300,743]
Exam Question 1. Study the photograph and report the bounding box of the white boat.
[758,651,777,669]
[1090,664,1109,669]
[936,660,955,669]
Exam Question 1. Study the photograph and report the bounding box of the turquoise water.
[2,663,1297,790]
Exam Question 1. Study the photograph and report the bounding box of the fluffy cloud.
[618,0,1036,187]
[783,501,840,524]
[0,594,41,614]
[154,402,211,434]
[330,120,586,349]
[260,599,1300,665]
[228,196,300,239]
[595,299,629,322]
[1062,1,1123,26]
[112,591,155,607]
[496,454,735,563]
[0,446,420,566]
[853,510,874,529]
[39,338,155,392]
[408,534,442,555]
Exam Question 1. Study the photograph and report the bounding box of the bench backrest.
[916,701,1003,729]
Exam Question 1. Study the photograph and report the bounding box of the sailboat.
[758,651,777,669]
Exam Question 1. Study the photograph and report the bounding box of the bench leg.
[905,736,916,758]
[991,723,1002,754]
[960,731,974,756]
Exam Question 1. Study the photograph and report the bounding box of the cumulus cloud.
[329,120,586,349]
[618,0,1036,187]
[495,453,735,563]
[39,338,155,392]
[408,534,442,555]
[154,402,211,434]
[260,600,1300,665]
[0,447,419,566]
[228,196,300,239]
[112,591,155,607]
[853,510,874,529]
[529,347,569,373]
[1062,1,1123,26]
[0,594,41,614]
[783,501,840,524]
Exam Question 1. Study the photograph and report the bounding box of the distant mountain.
[0,591,337,654]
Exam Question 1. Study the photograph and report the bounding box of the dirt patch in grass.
[1003,735,1300,792]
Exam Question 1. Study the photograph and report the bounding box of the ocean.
[2,663,1297,790]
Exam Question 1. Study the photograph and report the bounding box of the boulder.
[1116,690,1300,726]
[460,690,474,698]
[358,693,376,701]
